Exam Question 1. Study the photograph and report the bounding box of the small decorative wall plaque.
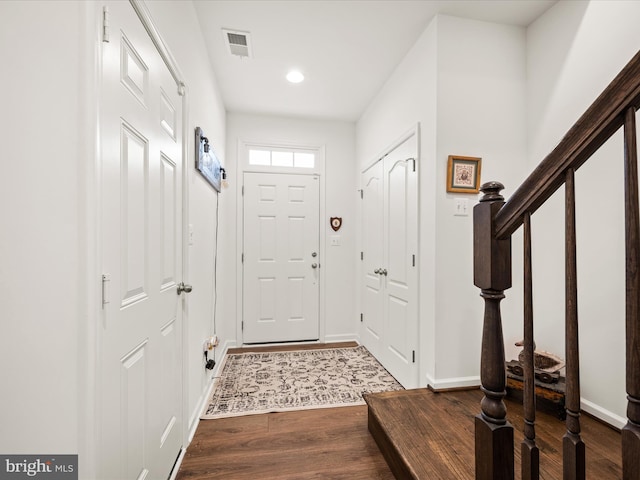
[330,217,342,231]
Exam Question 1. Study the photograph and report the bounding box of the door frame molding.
[89,1,191,477]
[236,139,327,345]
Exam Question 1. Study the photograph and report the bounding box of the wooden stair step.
[364,388,476,480]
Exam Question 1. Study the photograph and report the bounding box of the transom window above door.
[241,141,323,175]
[249,147,316,169]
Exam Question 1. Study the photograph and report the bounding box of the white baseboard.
[424,375,625,430]
[186,379,213,444]
[581,398,625,430]
[173,341,231,480]
[168,447,187,480]
[220,338,237,356]
[426,374,480,391]
[324,333,359,343]
[186,340,232,444]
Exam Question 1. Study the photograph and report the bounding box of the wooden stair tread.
[365,388,476,479]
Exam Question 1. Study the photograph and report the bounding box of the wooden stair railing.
[474,49,640,480]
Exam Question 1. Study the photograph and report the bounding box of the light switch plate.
[454,198,469,216]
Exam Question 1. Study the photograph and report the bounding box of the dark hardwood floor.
[176,405,394,480]
[176,343,622,479]
[366,388,622,479]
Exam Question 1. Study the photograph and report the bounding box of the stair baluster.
[563,168,585,480]
[622,106,640,479]
[522,213,539,480]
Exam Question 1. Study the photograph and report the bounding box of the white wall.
[143,0,227,437]
[357,15,527,389]
[357,18,439,382]
[0,0,85,455]
[435,15,527,383]
[223,113,357,345]
[526,0,640,427]
[0,0,227,474]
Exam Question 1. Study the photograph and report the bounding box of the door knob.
[374,268,381,274]
[177,282,193,294]
[311,252,317,257]
[311,263,318,269]
[381,269,388,276]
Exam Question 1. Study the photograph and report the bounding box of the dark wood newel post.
[473,181,514,480]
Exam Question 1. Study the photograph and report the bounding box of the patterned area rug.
[201,345,403,419]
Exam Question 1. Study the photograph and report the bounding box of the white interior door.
[243,172,320,343]
[100,2,183,478]
[361,133,418,388]
[382,144,418,388]
[361,161,384,359]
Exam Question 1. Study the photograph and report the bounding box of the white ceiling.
[193,0,557,122]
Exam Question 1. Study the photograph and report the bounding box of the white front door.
[243,172,320,343]
[100,2,183,478]
[361,133,418,388]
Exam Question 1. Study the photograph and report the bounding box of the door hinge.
[241,321,244,331]
[412,254,415,267]
[242,185,245,196]
[412,350,416,363]
[241,253,244,263]
[101,273,111,307]
[102,6,110,43]
[360,251,364,261]
[360,313,363,323]
[359,189,363,199]
[411,157,416,172]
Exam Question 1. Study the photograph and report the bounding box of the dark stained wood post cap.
[480,182,505,202]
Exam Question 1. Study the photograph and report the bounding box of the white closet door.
[99,2,183,478]
[361,161,385,358]
[360,132,418,388]
[382,141,418,388]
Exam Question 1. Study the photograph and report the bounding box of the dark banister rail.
[474,49,640,480]
[494,49,640,240]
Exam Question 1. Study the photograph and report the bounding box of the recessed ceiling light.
[286,70,304,84]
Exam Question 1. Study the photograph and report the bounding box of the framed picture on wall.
[195,126,222,192]
[446,155,482,194]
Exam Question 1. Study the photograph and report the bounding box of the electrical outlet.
[203,335,219,353]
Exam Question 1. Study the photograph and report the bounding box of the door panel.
[100,2,183,478]
[383,155,417,386]
[361,163,384,358]
[243,172,320,343]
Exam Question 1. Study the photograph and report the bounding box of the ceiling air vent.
[223,29,252,58]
